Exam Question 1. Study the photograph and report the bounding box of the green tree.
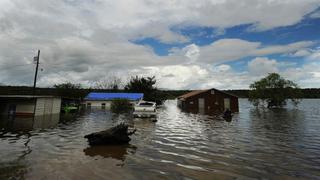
[53,82,82,89]
[124,76,160,102]
[53,82,85,98]
[249,73,301,108]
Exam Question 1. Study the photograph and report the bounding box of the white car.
[133,101,157,118]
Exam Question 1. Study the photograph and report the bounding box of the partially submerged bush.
[110,98,132,113]
[249,73,301,108]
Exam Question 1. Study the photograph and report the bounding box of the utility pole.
[33,50,40,96]
[32,50,40,121]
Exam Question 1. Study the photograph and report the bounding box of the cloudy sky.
[0,0,320,90]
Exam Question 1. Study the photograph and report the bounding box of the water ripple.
[1,99,320,179]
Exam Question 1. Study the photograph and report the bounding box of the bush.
[110,98,132,113]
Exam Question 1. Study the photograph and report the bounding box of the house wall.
[178,90,239,114]
[84,100,138,110]
[15,102,34,114]
[0,99,35,117]
[84,100,112,109]
[0,97,61,118]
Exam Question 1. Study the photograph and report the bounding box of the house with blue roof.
[84,92,144,109]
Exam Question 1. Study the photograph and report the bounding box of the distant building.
[177,88,239,114]
[84,92,143,109]
[0,95,61,124]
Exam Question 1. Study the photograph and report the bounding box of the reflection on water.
[0,162,27,180]
[1,99,320,179]
[0,114,60,133]
[84,145,137,162]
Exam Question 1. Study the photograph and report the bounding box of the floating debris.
[84,123,136,145]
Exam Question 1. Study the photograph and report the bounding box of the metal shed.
[177,88,239,114]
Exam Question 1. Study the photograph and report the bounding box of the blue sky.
[135,14,320,50]
[1,0,320,89]
[134,15,320,73]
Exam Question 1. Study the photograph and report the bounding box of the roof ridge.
[178,88,238,99]
[178,89,209,99]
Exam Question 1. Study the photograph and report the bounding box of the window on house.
[190,101,194,104]
[101,103,106,109]
[211,90,215,94]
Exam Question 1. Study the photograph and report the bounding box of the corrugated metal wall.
[52,98,61,114]
[33,97,61,128]
[35,98,61,116]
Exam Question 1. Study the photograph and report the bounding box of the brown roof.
[178,88,239,99]
[178,89,209,99]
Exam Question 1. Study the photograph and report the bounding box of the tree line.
[1,73,320,106]
[0,76,188,104]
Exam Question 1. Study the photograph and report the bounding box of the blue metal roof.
[85,92,143,101]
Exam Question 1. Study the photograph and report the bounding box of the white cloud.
[199,39,260,63]
[183,44,200,64]
[194,39,313,64]
[253,41,315,56]
[214,64,231,72]
[289,49,313,57]
[248,57,278,76]
[0,0,320,89]
[310,10,320,18]
[141,65,209,89]
[1,0,319,42]
[129,64,254,90]
[282,62,320,88]
[308,49,320,60]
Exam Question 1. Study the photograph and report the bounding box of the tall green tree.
[249,73,301,108]
[124,76,160,102]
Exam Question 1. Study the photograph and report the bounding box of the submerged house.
[177,88,239,114]
[0,95,61,122]
[84,92,144,109]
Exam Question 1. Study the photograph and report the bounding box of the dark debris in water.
[84,123,136,145]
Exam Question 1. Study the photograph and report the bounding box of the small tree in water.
[249,73,301,108]
[110,99,132,113]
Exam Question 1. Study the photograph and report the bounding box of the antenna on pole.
[33,50,40,96]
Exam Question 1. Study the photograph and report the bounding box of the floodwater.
[1,99,320,179]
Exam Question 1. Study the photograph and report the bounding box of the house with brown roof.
[177,88,239,114]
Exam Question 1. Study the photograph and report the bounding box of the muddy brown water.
[1,99,320,179]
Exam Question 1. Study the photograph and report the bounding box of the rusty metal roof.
[178,88,238,99]
[178,89,209,99]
